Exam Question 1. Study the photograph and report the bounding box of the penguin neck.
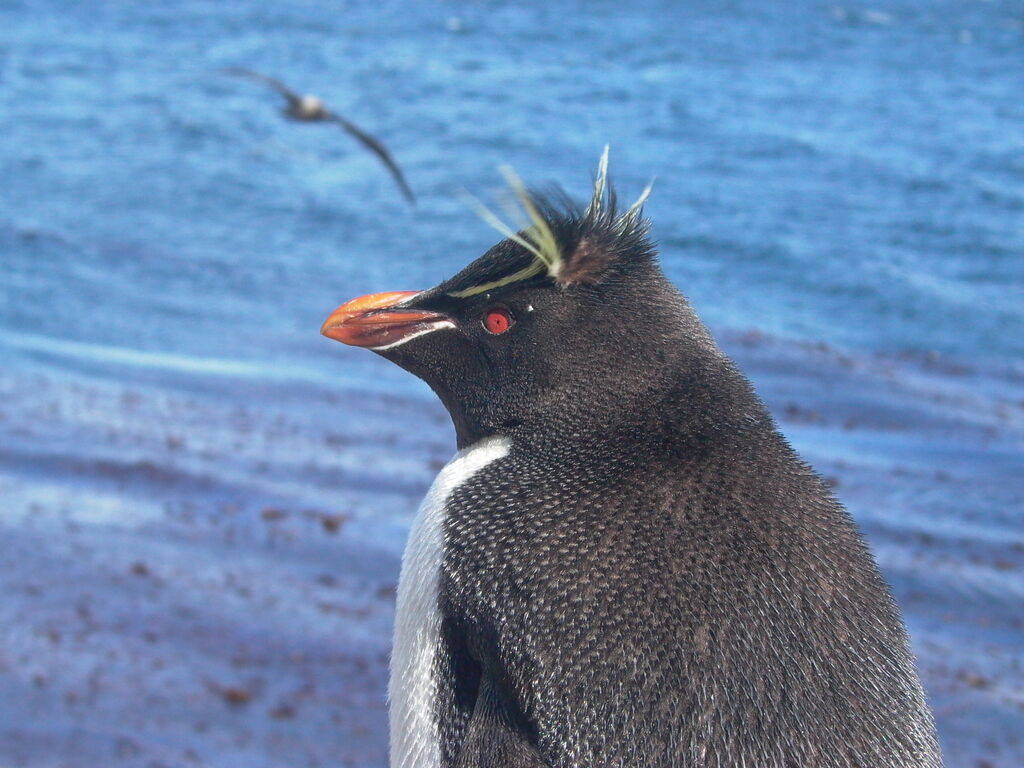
[447,322,769,458]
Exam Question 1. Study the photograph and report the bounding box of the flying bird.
[222,66,415,204]
[320,150,942,767]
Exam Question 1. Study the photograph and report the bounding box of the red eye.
[483,307,513,335]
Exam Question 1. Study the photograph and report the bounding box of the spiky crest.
[454,148,654,297]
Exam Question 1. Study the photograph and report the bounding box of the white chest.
[389,437,511,768]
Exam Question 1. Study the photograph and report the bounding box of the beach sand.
[1,331,1020,768]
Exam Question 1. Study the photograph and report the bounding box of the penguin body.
[390,437,511,768]
[322,155,943,767]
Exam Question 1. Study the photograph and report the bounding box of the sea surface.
[1,1,1022,767]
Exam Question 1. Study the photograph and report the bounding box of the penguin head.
[323,154,702,447]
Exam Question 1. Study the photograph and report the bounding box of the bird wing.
[455,674,553,766]
[325,110,416,205]
[221,66,303,107]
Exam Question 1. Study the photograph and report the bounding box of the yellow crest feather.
[456,149,652,297]
[457,166,564,298]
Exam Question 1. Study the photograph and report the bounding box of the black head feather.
[531,186,656,288]
[440,155,655,299]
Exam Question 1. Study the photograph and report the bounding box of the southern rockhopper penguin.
[321,151,942,768]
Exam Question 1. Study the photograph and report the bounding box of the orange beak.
[321,291,450,349]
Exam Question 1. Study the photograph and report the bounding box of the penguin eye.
[482,306,514,335]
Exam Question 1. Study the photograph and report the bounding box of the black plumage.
[322,161,942,767]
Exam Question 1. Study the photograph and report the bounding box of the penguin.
[320,150,943,768]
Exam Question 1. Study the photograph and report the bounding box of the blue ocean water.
[1,2,1022,767]
[2,0,1022,394]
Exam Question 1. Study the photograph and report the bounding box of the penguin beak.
[321,291,450,349]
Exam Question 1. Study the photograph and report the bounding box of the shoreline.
[0,327,1021,767]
